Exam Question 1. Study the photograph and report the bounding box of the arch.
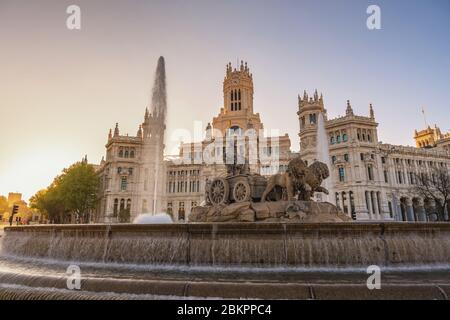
[227,125,243,137]
[113,199,118,217]
[399,197,408,221]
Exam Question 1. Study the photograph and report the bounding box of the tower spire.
[346,100,354,116]
[369,103,375,119]
[114,123,119,136]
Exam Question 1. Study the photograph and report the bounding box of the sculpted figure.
[260,157,330,202]
[297,161,330,201]
[260,157,308,202]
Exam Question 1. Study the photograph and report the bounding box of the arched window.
[331,156,337,164]
[130,149,135,158]
[338,167,345,182]
[120,199,125,211]
[342,192,348,214]
[124,150,129,158]
[126,199,131,209]
[368,165,374,181]
[227,125,242,137]
[230,91,234,101]
[349,191,356,220]
[343,134,348,142]
[336,135,341,143]
[234,90,237,101]
[330,136,335,144]
[119,148,123,157]
[335,192,340,209]
[113,199,118,216]
[238,89,241,100]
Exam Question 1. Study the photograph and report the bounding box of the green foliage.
[29,161,100,224]
[0,195,9,214]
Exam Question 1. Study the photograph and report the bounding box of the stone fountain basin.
[2,222,450,268]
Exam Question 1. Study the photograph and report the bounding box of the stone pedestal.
[189,200,352,223]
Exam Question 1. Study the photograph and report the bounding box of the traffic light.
[12,204,19,215]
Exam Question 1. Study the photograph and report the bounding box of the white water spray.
[316,112,333,202]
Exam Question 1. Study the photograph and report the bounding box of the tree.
[414,166,450,221]
[30,161,99,224]
[57,162,100,223]
[0,195,10,214]
[29,186,65,224]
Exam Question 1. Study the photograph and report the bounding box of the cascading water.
[141,57,167,216]
[316,112,333,202]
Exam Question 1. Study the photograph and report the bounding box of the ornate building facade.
[95,60,449,223]
[298,92,450,221]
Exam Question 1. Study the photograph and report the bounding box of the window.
[344,154,349,162]
[367,165,374,181]
[360,153,364,161]
[349,191,356,220]
[309,113,316,124]
[335,192,340,209]
[388,202,393,218]
[178,202,185,221]
[332,156,337,164]
[338,167,345,182]
[384,170,388,183]
[330,136,335,145]
[120,177,128,191]
[381,157,386,164]
[113,199,118,217]
[336,135,341,143]
[142,199,147,213]
[342,134,348,142]
[398,171,402,184]
[342,192,348,214]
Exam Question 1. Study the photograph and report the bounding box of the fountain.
[140,56,167,216]
[316,112,332,202]
[0,58,449,300]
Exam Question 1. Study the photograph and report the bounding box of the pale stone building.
[96,109,166,223]
[96,60,449,223]
[297,92,450,221]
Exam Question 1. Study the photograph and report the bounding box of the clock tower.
[212,61,263,136]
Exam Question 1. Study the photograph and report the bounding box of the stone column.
[417,199,427,222]
[406,198,415,222]
[371,191,379,220]
[355,189,370,220]
[367,191,374,219]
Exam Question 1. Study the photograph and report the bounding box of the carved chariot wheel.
[208,178,229,205]
[232,180,251,203]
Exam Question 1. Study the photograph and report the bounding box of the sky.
[0,0,449,201]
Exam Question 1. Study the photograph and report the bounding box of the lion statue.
[297,161,330,200]
[260,157,330,202]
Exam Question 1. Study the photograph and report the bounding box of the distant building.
[0,193,42,224]
[414,125,450,151]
